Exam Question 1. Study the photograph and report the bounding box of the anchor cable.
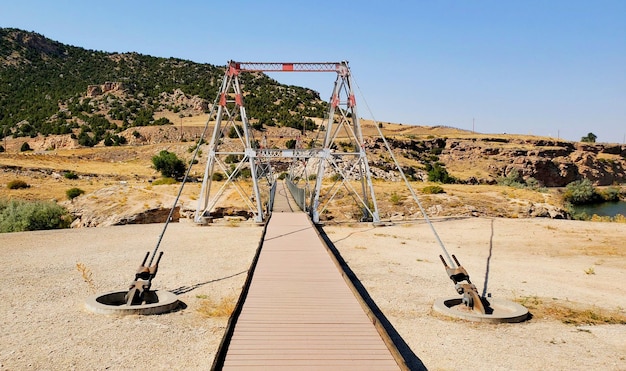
[351,73,456,268]
[147,84,224,266]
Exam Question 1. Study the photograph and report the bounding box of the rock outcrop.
[64,184,182,228]
[159,89,209,112]
[86,82,125,97]
[438,138,626,186]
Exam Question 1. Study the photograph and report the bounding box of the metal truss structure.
[194,61,380,224]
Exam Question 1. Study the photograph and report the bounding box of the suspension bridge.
[88,61,527,370]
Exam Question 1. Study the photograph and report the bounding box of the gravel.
[1,217,625,370]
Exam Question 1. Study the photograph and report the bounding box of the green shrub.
[567,207,591,221]
[212,172,225,181]
[308,174,317,181]
[277,172,288,180]
[63,171,79,180]
[0,145,5,153]
[285,139,297,149]
[152,150,186,179]
[0,199,72,233]
[66,187,85,199]
[187,139,206,153]
[389,192,403,205]
[330,173,342,182]
[426,163,455,184]
[599,187,620,202]
[20,142,32,152]
[152,177,177,185]
[224,154,242,164]
[497,168,524,188]
[7,179,29,189]
[422,185,444,194]
[239,167,252,179]
[524,177,540,190]
[563,179,600,205]
[228,125,243,139]
[153,117,172,126]
[429,147,443,155]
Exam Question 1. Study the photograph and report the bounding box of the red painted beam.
[230,62,341,72]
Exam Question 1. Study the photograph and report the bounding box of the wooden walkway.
[219,184,400,370]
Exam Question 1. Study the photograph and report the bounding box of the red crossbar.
[231,62,341,72]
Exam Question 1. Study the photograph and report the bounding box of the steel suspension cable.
[350,74,456,268]
[147,85,223,266]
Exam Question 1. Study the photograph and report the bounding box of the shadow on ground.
[171,270,248,295]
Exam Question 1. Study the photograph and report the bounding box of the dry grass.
[196,295,237,318]
[307,179,566,222]
[75,262,96,293]
[576,245,622,257]
[227,218,241,227]
[359,120,557,143]
[591,214,626,223]
[516,296,626,325]
[0,121,608,225]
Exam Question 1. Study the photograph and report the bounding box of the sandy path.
[0,221,263,370]
[0,217,625,370]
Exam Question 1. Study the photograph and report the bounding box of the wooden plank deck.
[220,211,400,370]
[271,181,298,213]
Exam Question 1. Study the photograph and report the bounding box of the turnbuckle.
[439,254,489,314]
[125,251,163,305]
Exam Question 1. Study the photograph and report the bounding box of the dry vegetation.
[196,294,237,318]
[75,262,96,294]
[0,121,600,224]
[516,296,626,325]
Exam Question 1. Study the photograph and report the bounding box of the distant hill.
[0,28,327,144]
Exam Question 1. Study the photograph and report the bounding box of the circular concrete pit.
[85,290,179,315]
[433,297,529,323]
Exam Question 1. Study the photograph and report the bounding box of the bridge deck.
[220,211,400,370]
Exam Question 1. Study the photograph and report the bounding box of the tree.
[228,125,243,139]
[77,132,96,147]
[285,139,297,149]
[581,132,597,143]
[151,150,186,179]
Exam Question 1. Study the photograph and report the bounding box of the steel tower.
[194,61,380,224]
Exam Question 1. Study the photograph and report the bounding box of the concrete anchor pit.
[433,297,529,323]
[85,290,179,315]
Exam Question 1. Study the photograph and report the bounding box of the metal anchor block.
[439,254,488,314]
[125,251,163,305]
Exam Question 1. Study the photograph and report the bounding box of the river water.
[572,201,626,217]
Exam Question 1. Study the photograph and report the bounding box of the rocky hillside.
[443,138,626,186]
[0,28,327,143]
[377,136,626,187]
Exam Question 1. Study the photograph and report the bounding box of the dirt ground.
[0,217,625,370]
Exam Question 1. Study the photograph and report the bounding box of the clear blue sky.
[2,0,625,143]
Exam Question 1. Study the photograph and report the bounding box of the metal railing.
[285,177,306,212]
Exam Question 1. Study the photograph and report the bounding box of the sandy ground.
[0,217,625,370]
